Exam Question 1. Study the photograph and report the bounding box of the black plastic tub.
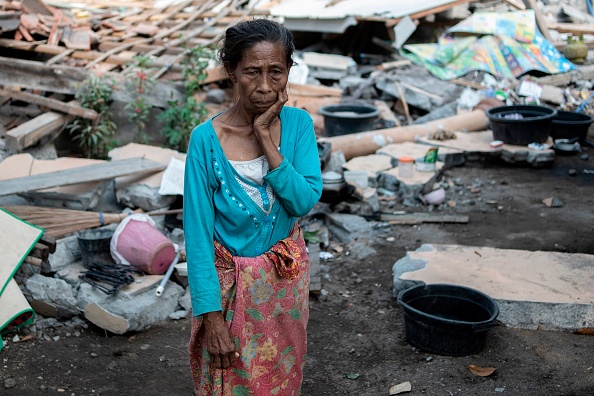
[550,111,594,143]
[397,284,499,356]
[486,105,557,145]
[319,104,380,137]
[77,228,115,268]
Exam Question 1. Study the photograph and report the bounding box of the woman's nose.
[256,74,273,93]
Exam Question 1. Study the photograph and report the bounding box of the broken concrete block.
[500,147,555,167]
[179,288,192,312]
[116,184,176,212]
[48,235,82,272]
[26,274,79,316]
[76,282,110,311]
[169,310,188,320]
[324,213,373,244]
[84,281,184,334]
[323,150,346,173]
[362,187,380,213]
[392,244,594,331]
[379,163,444,198]
[55,261,87,288]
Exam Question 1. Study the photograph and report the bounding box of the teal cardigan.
[183,106,323,316]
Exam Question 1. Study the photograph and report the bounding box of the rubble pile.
[1,0,594,346]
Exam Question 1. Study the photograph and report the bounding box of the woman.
[183,19,323,395]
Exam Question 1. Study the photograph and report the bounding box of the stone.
[205,88,227,104]
[178,288,192,312]
[26,274,78,310]
[55,262,87,288]
[325,213,373,244]
[48,236,81,272]
[169,310,188,320]
[84,281,184,334]
[115,184,176,212]
[4,378,16,389]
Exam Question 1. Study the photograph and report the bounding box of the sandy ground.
[2,149,594,395]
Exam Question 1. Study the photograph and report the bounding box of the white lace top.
[229,155,276,214]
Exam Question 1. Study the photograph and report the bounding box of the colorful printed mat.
[401,11,575,80]
[0,209,44,350]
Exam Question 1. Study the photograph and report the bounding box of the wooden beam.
[86,0,218,68]
[6,111,74,153]
[534,64,594,86]
[502,0,526,10]
[386,0,471,28]
[0,88,98,120]
[380,213,469,225]
[0,157,166,196]
[0,56,183,107]
[526,0,554,42]
[548,22,594,36]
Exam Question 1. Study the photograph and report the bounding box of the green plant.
[124,55,156,144]
[66,75,117,159]
[158,46,213,152]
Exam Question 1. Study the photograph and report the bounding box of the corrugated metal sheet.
[256,0,463,20]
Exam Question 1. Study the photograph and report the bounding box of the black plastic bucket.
[397,284,499,356]
[77,228,115,268]
[486,105,557,145]
[319,104,380,137]
[550,111,594,143]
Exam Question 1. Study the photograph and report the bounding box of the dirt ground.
[2,149,594,396]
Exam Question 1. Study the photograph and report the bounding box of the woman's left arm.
[264,113,322,217]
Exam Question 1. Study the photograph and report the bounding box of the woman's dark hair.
[218,18,295,70]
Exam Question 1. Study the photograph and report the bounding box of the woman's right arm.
[183,154,222,316]
[183,139,237,368]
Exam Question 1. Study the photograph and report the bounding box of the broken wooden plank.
[6,111,74,153]
[386,0,471,27]
[380,213,469,225]
[0,56,184,107]
[502,0,526,10]
[21,0,54,16]
[0,157,166,196]
[548,22,594,36]
[288,84,342,97]
[0,88,98,120]
[526,0,554,42]
[534,64,594,86]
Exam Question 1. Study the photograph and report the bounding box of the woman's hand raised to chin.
[253,87,288,139]
[253,87,288,169]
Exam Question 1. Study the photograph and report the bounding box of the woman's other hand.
[203,311,239,369]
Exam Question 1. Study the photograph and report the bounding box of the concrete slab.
[417,131,555,167]
[392,244,594,331]
[376,141,463,166]
[342,154,394,177]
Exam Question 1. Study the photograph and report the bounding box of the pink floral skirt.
[189,224,309,396]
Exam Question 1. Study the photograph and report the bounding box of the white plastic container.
[398,156,414,178]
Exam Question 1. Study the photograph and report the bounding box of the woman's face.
[228,41,291,115]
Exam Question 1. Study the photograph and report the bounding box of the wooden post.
[320,101,498,160]
[526,0,554,42]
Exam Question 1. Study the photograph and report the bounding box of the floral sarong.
[189,223,309,396]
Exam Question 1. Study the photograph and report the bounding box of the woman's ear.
[224,62,237,84]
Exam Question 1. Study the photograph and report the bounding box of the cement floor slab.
[392,244,594,331]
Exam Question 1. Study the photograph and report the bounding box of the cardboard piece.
[0,209,44,348]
